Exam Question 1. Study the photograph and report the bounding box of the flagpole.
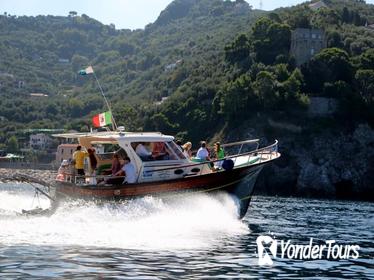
[92,71,117,131]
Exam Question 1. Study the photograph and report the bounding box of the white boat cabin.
[53,131,211,183]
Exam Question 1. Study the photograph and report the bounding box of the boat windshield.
[91,143,127,160]
[131,141,186,161]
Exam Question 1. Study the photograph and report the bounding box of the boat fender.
[222,159,234,171]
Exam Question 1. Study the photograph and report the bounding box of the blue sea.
[0,183,373,279]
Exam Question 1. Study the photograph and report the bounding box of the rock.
[227,122,374,201]
[297,162,335,197]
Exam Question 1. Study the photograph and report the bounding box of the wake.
[0,184,248,250]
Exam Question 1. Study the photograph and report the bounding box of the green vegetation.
[0,0,373,147]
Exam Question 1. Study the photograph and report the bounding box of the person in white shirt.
[196,141,210,161]
[135,143,152,160]
[114,156,137,184]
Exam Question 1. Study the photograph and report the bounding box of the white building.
[29,133,52,150]
[56,144,78,163]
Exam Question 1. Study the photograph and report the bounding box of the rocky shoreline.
[0,168,57,185]
[249,124,374,201]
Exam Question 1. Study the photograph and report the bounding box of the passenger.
[152,142,167,160]
[111,153,122,175]
[182,142,192,159]
[114,156,136,184]
[68,158,75,181]
[135,142,152,160]
[56,160,70,181]
[72,145,88,176]
[213,142,225,169]
[196,141,210,161]
[87,148,98,184]
[87,148,98,172]
[214,142,225,160]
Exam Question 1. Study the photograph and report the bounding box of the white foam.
[0,184,248,250]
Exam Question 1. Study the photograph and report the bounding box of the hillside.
[0,0,373,199]
[0,0,261,133]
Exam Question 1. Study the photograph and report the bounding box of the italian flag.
[78,66,94,75]
[92,111,112,127]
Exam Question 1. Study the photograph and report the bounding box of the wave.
[0,184,248,250]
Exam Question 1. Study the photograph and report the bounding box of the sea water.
[0,183,373,279]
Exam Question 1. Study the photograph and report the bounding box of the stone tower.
[290,28,327,66]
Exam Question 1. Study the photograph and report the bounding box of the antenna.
[259,0,263,10]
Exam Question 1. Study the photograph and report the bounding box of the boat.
[51,129,280,218]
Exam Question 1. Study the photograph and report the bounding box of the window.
[131,141,186,161]
[167,141,186,160]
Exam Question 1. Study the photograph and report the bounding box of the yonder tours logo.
[256,236,360,266]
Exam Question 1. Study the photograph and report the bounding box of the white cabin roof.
[52,131,175,142]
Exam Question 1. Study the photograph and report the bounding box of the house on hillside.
[308,0,328,11]
[29,133,52,150]
[17,80,25,88]
[290,28,327,66]
[165,59,183,72]
[58,58,70,64]
[30,93,49,97]
[56,143,78,163]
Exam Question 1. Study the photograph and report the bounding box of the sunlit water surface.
[0,183,373,279]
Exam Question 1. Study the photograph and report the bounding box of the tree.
[359,49,374,70]
[327,31,343,48]
[72,54,89,71]
[311,8,340,28]
[253,71,277,109]
[355,70,374,104]
[69,11,78,17]
[219,74,255,121]
[224,34,251,68]
[150,113,178,133]
[302,48,353,93]
[342,7,350,23]
[285,6,311,28]
[6,136,19,153]
[251,18,291,65]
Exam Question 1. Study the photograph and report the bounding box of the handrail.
[221,139,259,148]
[145,140,278,173]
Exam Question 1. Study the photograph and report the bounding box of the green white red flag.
[92,111,112,127]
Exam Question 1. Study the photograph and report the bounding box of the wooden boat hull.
[52,163,265,218]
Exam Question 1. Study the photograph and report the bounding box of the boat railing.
[58,174,127,185]
[145,139,278,175]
